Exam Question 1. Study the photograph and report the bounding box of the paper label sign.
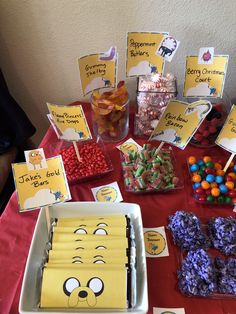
[47,103,92,141]
[116,138,142,154]
[91,182,123,202]
[78,47,117,95]
[150,100,212,149]
[183,55,228,98]
[143,227,169,257]
[215,104,236,153]
[12,155,71,212]
[126,31,168,77]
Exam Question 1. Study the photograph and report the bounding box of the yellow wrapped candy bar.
[53,225,128,237]
[40,267,128,308]
[52,237,129,250]
[48,249,127,261]
[56,215,127,227]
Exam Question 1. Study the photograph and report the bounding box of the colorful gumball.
[203,156,212,163]
[225,181,234,190]
[206,174,215,183]
[211,187,220,197]
[215,175,223,184]
[205,161,214,169]
[190,164,199,172]
[192,174,202,183]
[188,156,197,165]
[201,181,210,190]
[219,184,228,194]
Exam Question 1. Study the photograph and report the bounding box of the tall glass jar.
[134,73,177,137]
[91,81,129,142]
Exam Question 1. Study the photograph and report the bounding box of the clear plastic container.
[121,145,183,193]
[187,155,236,205]
[188,94,232,147]
[134,74,177,137]
[44,137,113,184]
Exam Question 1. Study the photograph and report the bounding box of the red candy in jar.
[60,141,111,183]
[190,97,230,147]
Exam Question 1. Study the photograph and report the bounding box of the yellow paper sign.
[183,55,228,97]
[117,138,142,154]
[47,103,92,141]
[126,32,167,77]
[78,47,117,96]
[12,156,71,212]
[216,104,236,153]
[150,100,212,149]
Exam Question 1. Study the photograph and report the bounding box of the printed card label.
[183,55,228,98]
[12,155,71,212]
[150,100,212,149]
[116,138,142,154]
[91,182,123,203]
[126,31,168,77]
[24,148,47,171]
[143,227,169,257]
[156,35,180,62]
[153,307,185,314]
[78,47,117,95]
[215,104,236,153]
[47,103,92,141]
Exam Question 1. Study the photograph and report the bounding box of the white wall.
[0,0,236,145]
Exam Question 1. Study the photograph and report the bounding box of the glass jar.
[188,94,231,147]
[91,81,129,142]
[134,73,177,137]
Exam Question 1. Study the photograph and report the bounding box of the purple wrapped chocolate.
[215,257,236,295]
[178,249,217,297]
[168,210,210,251]
[208,217,236,255]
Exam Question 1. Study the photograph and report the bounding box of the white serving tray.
[19,202,148,314]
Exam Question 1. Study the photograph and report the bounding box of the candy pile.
[135,74,177,137]
[168,211,210,251]
[121,144,180,192]
[178,249,217,297]
[208,217,236,256]
[215,257,236,295]
[60,141,111,183]
[91,81,129,141]
[179,251,236,297]
[188,155,236,204]
[190,102,227,147]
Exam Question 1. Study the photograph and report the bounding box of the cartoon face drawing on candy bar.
[74,227,108,235]
[63,277,104,307]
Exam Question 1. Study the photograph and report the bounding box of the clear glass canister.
[134,73,177,137]
[188,94,231,147]
[91,81,129,142]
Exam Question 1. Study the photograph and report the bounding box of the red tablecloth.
[1,102,236,314]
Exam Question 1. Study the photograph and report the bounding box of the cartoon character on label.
[63,277,104,307]
[158,37,177,57]
[28,150,43,169]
